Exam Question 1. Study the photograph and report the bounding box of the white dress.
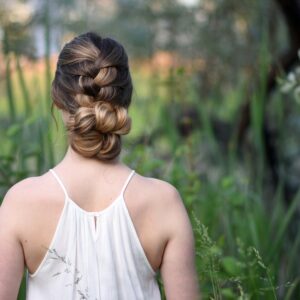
[26,169,161,300]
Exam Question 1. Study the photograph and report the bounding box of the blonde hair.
[51,32,133,161]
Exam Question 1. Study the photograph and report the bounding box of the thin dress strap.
[120,170,135,197]
[49,168,135,200]
[49,169,69,199]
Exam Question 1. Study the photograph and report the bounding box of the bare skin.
[0,129,200,299]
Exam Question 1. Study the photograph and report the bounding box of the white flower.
[280,71,298,93]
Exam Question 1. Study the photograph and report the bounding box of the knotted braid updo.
[51,32,133,161]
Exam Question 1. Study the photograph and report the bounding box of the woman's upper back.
[24,164,163,299]
[9,162,170,298]
[0,160,199,299]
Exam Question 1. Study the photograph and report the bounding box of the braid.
[51,32,133,161]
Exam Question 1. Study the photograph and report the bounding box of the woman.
[0,32,199,299]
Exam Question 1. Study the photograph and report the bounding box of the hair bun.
[66,100,131,160]
[93,101,131,134]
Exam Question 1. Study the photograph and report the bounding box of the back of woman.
[0,32,200,300]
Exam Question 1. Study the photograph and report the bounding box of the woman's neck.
[57,145,126,172]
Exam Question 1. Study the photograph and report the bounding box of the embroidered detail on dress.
[45,247,91,299]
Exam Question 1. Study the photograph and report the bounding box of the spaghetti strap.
[49,168,135,203]
[120,170,135,196]
[49,169,69,199]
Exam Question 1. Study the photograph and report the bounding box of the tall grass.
[5,55,16,121]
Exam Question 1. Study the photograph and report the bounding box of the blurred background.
[1,0,300,299]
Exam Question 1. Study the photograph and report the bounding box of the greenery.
[1,0,300,299]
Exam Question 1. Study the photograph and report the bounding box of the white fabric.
[26,169,161,300]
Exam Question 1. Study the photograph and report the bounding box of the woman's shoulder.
[131,172,191,246]
[1,171,59,214]
[130,171,184,210]
[0,173,58,243]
